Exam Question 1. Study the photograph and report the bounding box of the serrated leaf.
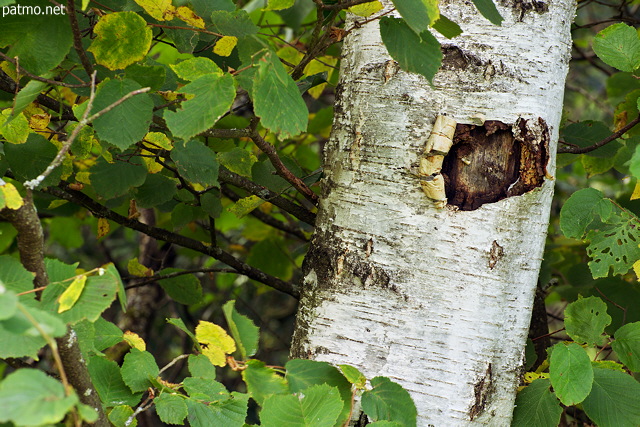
[472,0,503,25]
[185,392,248,427]
[195,320,236,367]
[3,133,61,188]
[174,6,205,28]
[349,1,383,16]
[108,405,136,427]
[511,379,562,427]
[188,354,218,379]
[564,296,611,346]
[121,349,160,392]
[157,268,203,305]
[57,275,87,313]
[563,121,621,158]
[265,0,295,10]
[0,0,73,75]
[132,173,178,208]
[1,182,23,210]
[167,317,197,343]
[253,52,308,138]
[0,369,77,426]
[241,360,289,405]
[228,195,264,218]
[339,364,367,388]
[127,258,152,278]
[611,322,640,372]
[549,343,593,406]
[361,377,417,426]
[88,356,143,407]
[559,188,606,239]
[90,157,148,200]
[431,15,463,39]
[390,0,438,32]
[94,317,124,351]
[170,57,223,81]
[0,109,29,144]
[155,393,188,425]
[123,331,146,351]
[222,300,259,359]
[183,377,229,401]
[260,383,342,427]
[214,36,238,57]
[88,12,152,70]
[134,0,175,21]
[210,10,259,38]
[12,78,49,119]
[379,17,442,83]
[164,73,235,141]
[582,367,640,427]
[593,23,640,72]
[218,148,257,178]
[91,78,154,151]
[0,290,18,321]
[172,139,220,186]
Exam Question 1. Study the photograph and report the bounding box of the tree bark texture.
[291,0,575,425]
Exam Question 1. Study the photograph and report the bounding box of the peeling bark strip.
[470,363,494,420]
[441,117,549,211]
[419,115,457,208]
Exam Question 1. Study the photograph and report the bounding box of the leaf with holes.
[564,296,611,346]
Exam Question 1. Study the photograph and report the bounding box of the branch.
[557,116,640,154]
[249,120,319,205]
[0,52,91,88]
[219,168,316,225]
[67,0,94,77]
[46,183,300,298]
[125,267,238,290]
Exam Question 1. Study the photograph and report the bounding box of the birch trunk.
[291,0,575,425]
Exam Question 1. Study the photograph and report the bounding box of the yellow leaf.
[124,331,147,351]
[632,182,640,200]
[634,259,640,279]
[304,55,338,99]
[0,109,30,144]
[195,321,236,367]
[128,258,153,277]
[75,171,92,184]
[57,275,87,313]
[47,200,68,209]
[144,132,173,151]
[348,1,383,16]
[213,36,238,57]
[172,6,205,29]
[97,217,110,238]
[134,0,176,21]
[0,61,17,81]
[1,183,23,210]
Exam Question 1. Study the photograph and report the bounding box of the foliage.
[0,0,639,426]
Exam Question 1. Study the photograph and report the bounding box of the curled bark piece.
[420,115,457,208]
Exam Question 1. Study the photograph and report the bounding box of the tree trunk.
[291,0,575,425]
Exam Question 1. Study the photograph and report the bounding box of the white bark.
[292,0,575,425]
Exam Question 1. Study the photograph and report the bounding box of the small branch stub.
[420,115,457,208]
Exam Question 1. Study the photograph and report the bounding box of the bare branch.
[67,0,94,77]
[0,52,91,88]
[558,116,640,154]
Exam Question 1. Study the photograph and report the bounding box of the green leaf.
[125,64,167,92]
[260,383,343,427]
[41,263,121,324]
[94,317,124,351]
[132,173,178,208]
[0,304,68,358]
[91,78,154,151]
[48,216,84,249]
[582,367,640,427]
[157,268,203,305]
[562,121,621,158]
[183,377,229,401]
[0,290,18,321]
[593,23,640,72]
[431,15,463,39]
[201,191,223,218]
[210,10,259,37]
[90,157,148,200]
[170,57,223,82]
[0,0,72,75]
[254,51,308,138]
[155,393,188,425]
[564,296,611,346]
[222,300,259,359]
[265,0,295,10]
[549,342,593,406]
[4,133,61,188]
[188,354,218,379]
[88,12,153,70]
[218,147,257,178]
[379,17,442,83]
[0,369,77,426]
[339,364,367,389]
[242,360,289,405]
[361,377,417,426]
[511,379,562,427]
[472,0,503,25]
[88,356,143,407]
[228,195,265,218]
[390,0,438,33]
[185,393,249,427]
[611,322,640,372]
[12,79,49,118]
[172,139,220,186]
[0,109,29,144]
[285,359,352,426]
[559,188,606,239]
[0,255,35,300]
[167,317,197,343]
[121,349,160,392]
[164,73,236,141]
[108,405,136,427]
[247,238,293,279]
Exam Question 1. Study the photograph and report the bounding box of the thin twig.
[148,22,224,37]
[67,0,94,77]
[0,52,91,88]
[558,116,640,154]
